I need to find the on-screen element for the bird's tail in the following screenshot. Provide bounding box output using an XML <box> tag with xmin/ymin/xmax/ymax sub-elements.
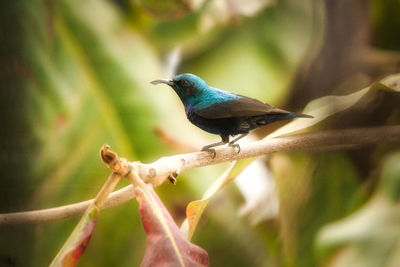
<box><xmin>291</xmin><ymin>112</ymin><xmax>313</xmax><ymax>119</ymax></box>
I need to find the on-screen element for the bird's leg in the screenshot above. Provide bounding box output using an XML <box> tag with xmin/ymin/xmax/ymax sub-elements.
<box><xmin>201</xmin><ymin>135</ymin><xmax>229</xmax><ymax>158</ymax></box>
<box><xmin>228</xmin><ymin>133</ymin><xmax>248</xmax><ymax>153</ymax></box>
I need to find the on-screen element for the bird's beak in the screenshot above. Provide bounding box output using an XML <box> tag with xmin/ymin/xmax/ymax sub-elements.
<box><xmin>150</xmin><ymin>79</ymin><xmax>174</xmax><ymax>86</ymax></box>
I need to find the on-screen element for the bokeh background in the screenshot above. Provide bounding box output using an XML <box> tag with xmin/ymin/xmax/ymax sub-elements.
<box><xmin>1</xmin><ymin>0</ymin><xmax>400</xmax><ymax>266</ymax></box>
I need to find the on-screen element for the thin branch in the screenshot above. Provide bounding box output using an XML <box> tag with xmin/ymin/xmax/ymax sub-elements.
<box><xmin>1</xmin><ymin>125</ymin><xmax>400</xmax><ymax>225</ymax></box>
<box><xmin>137</xmin><ymin>125</ymin><xmax>400</xmax><ymax>186</ymax></box>
<box><xmin>0</xmin><ymin>185</ymin><xmax>136</xmax><ymax>225</ymax></box>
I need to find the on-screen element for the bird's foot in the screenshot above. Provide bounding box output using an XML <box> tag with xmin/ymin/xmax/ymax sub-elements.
<box><xmin>228</xmin><ymin>143</ymin><xmax>241</xmax><ymax>153</ymax></box>
<box><xmin>201</xmin><ymin>147</ymin><xmax>217</xmax><ymax>158</ymax></box>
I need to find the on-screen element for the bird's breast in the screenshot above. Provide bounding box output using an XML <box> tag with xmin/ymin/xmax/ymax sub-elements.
<box><xmin>183</xmin><ymin>104</ymin><xmax>247</xmax><ymax>136</ymax></box>
<box><xmin>184</xmin><ymin>104</ymin><xmax>194</xmax><ymax>119</ymax></box>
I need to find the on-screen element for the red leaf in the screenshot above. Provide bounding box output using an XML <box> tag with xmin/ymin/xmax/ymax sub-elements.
<box><xmin>50</xmin><ymin>206</ymin><xmax>99</xmax><ymax>267</ymax></box>
<box><xmin>135</xmin><ymin>186</ymin><xmax>209</xmax><ymax>267</ymax></box>
<box><xmin>61</xmin><ymin>224</ymin><xmax>95</xmax><ymax>267</ymax></box>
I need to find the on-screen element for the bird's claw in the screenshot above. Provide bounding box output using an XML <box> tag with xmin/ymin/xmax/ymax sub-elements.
<box><xmin>228</xmin><ymin>143</ymin><xmax>241</xmax><ymax>153</ymax></box>
<box><xmin>201</xmin><ymin>147</ymin><xmax>217</xmax><ymax>158</ymax></box>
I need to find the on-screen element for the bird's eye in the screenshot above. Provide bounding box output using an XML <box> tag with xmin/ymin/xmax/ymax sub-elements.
<box><xmin>180</xmin><ymin>80</ymin><xmax>190</xmax><ymax>88</ymax></box>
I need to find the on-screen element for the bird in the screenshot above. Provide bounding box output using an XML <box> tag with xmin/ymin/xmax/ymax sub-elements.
<box><xmin>151</xmin><ymin>73</ymin><xmax>312</xmax><ymax>157</ymax></box>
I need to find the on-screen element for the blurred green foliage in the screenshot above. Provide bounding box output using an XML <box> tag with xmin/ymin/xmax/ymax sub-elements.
<box><xmin>371</xmin><ymin>0</ymin><xmax>400</xmax><ymax>50</ymax></box>
<box><xmin>1</xmin><ymin>0</ymin><xmax>400</xmax><ymax>266</ymax></box>
<box><xmin>317</xmin><ymin>152</ymin><xmax>400</xmax><ymax>267</ymax></box>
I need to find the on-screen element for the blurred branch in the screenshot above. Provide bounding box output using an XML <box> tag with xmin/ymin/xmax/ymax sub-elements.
<box><xmin>1</xmin><ymin>125</ymin><xmax>400</xmax><ymax>225</ymax></box>
<box><xmin>0</xmin><ymin>182</ymin><xmax>136</xmax><ymax>225</ymax></box>
<box><xmin>165</xmin><ymin>46</ymin><xmax>182</xmax><ymax>77</ymax></box>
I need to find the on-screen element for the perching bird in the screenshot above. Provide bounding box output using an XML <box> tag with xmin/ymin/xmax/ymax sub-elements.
<box><xmin>151</xmin><ymin>73</ymin><xmax>312</xmax><ymax>157</ymax></box>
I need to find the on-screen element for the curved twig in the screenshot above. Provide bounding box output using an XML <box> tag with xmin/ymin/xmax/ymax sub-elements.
<box><xmin>1</xmin><ymin>125</ymin><xmax>399</xmax><ymax>225</ymax></box>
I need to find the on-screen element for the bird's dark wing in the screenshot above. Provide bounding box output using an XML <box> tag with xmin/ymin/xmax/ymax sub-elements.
<box><xmin>194</xmin><ymin>95</ymin><xmax>291</xmax><ymax>119</ymax></box>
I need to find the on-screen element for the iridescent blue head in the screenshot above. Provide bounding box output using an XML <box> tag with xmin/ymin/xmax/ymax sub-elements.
<box><xmin>151</xmin><ymin>73</ymin><xmax>209</xmax><ymax>105</ymax></box>
<box><xmin>151</xmin><ymin>73</ymin><xmax>238</xmax><ymax>107</ymax></box>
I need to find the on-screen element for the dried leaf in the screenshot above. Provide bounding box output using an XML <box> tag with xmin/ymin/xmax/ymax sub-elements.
<box><xmin>50</xmin><ymin>206</ymin><xmax>99</xmax><ymax>267</ymax></box>
<box><xmin>136</xmin><ymin>185</ymin><xmax>209</xmax><ymax>267</ymax></box>
<box><xmin>267</xmin><ymin>73</ymin><xmax>400</xmax><ymax>139</ymax></box>
<box><xmin>181</xmin><ymin>158</ymin><xmax>255</xmax><ymax>240</ymax></box>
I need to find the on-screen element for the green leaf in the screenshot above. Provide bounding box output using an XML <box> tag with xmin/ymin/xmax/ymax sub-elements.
<box><xmin>316</xmin><ymin>152</ymin><xmax>400</xmax><ymax>267</ymax></box>
<box><xmin>271</xmin><ymin>152</ymin><xmax>361</xmax><ymax>266</ymax></box>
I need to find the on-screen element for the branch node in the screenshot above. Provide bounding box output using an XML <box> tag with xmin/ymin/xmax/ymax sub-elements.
<box><xmin>100</xmin><ymin>145</ymin><xmax>116</xmax><ymax>164</ymax></box>
<box><xmin>148</xmin><ymin>168</ymin><xmax>156</xmax><ymax>178</ymax></box>
<box><xmin>100</xmin><ymin>145</ymin><xmax>131</xmax><ymax>176</ymax></box>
